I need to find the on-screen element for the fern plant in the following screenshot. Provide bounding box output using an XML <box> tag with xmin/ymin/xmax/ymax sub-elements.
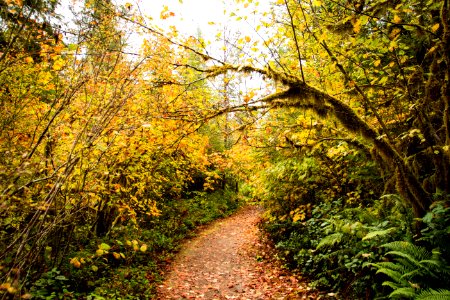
<box><xmin>368</xmin><ymin>241</ymin><xmax>450</xmax><ymax>299</ymax></box>
<box><xmin>416</xmin><ymin>289</ymin><xmax>450</xmax><ymax>300</ymax></box>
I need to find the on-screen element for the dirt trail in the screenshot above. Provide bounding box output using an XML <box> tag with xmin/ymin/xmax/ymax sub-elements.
<box><xmin>157</xmin><ymin>205</ymin><xmax>316</xmax><ymax>299</ymax></box>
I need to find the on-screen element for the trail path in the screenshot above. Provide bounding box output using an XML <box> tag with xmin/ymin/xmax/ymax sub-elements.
<box><xmin>157</xmin><ymin>205</ymin><xmax>317</xmax><ymax>299</ymax></box>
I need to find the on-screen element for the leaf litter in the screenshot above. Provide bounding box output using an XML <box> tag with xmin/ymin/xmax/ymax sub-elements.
<box><xmin>157</xmin><ymin>205</ymin><xmax>324</xmax><ymax>299</ymax></box>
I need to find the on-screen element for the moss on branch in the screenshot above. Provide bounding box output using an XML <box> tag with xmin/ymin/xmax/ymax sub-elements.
<box><xmin>203</xmin><ymin>63</ymin><xmax>432</xmax><ymax>216</ymax></box>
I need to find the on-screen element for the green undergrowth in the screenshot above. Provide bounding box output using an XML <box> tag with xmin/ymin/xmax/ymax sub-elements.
<box><xmin>262</xmin><ymin>197</ymin><xmax>412</xmax><ymax>299</ymax></box>
<box><xmin>28</xmin><ymin>188</ymin><xmax>241</xmax><ymax>299</ymax></box>
<box><xmin>262</xmin><ymin>197</ymin><xmax>450</xmax><ymax>299</ymax></box>
<box><xmin>256</xmin><ymin>143</ymin><xmax>450</xmax><ymax>299</ymax></box>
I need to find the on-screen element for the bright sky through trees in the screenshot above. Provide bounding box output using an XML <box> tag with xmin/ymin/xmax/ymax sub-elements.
<box><xmin>115</xmin><ymin>0</ymin><xmax>273</xmax><ymax>99</ymax></box>
<box><xmin>118</xmin><ymin>0</ymin><xmax>270</xmax><ymax>53</ymax></box>
<box><xmin>128</xmin><ymin>0</ymin><xmax>228</xmax><ymax>36</ymax></box>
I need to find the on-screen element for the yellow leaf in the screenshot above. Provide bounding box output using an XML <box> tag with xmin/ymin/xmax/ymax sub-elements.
<box><xmin>374</xmin><ymin>59</ymin><xmax>381</xmax><ymax>67</ymax></box>
<box><xmin>70</xmin><ymin>257</ymin><xmax>81</xmax><ymax>268</ymax></box>
<box><xmin>24</xmin><ymin>57</ymin><xmax>33</xmax><ymax>63</ymax></box>
<box><xmin>389</xmin><ymin>28</ymin><xmax>401</xmax><ymax>39</ymax></box>
<box><xmin>7</xmin><ymin>286</ymin><xmax>16</xmax><ymax>294</ymax></box>
<box><xmin>37</xmin><ymin>71</ymin><xmax>52</xmax><ymax>85</ymax></box>
<box><xmin>140</xmin><ymin>244</ymin><xmax>148</xmax><ymax>252</ymax></box>
<box><xmin>113</xmin><ymin>252</ymin><xmax>121</xmax><ymax>259</ymax></box>
<box><xmin>431</xmin><ymin>23</ymin><xmax>440</xmax><ymax>32</ymax></box>
<box><xmin>245</xmin><ymin>36</ymin><xmax>251</xmax><ymax>43</ymax></box>
<box><xmin>353</xmin><ymin>18</ymin><xmax>361</xmax><ymax>33</ymax></box>
<box><xmin>318</xmin><ymin>31</ymin><xmax>327</xmax><ymax>42</ymax></box>
<box><xmin>393</xmin><ymin>15</ymin><xmax>401</xmax><ymax>24</ymax></box>
<box><xmin>292</xmin><ymin>212</ymin><xmax>305</xmax><ymax>222</ymax></box>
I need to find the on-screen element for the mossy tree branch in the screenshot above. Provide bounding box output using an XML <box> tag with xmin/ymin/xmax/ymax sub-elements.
<box><xmin>197</xmin><ymin>63</ymin><xmax>432</xmax><ymax>216</ymax></box>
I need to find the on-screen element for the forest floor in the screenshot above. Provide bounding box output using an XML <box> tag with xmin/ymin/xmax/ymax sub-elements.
<box><xmin>156</xmin><ymin>205</ymin><xmax>324</xmax><ymax>299</ymax></box>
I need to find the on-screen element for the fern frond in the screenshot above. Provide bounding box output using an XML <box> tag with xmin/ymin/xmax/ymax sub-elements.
<box><xmin>382</xmin><ymin>281</ymin><xmax>402</xmax><ymax>290</ymax></box>
<box><xmin>362</xmin><ymin>227</ymin><xmax>397</xmax><ymax>241</ymax></box>
<box><xmin>387</xmin><ymin>251</ymin><xmax>441</xmax><ymax>279</ymax></box>
<box><xmin>383</xmin><ymin>241</ymin><xmax>430</xmax><ymax>261</ymax></box>
<box><xmin>386</xmin><ymin>251</ymin><xmax>423</xmax><ymax>268</ymax></box>
<box><xmin>420</xmin><ymin>259</ymin><xmax>442</xmax><ymax>269</ymax></box>
<box><xmin>415</xmin><ymin>289</ymin><xmax>450</xmax><ymax>300</ymax></box>
<box><xmin>395</xmin><ymin>257</ymin><xmax>418</xmax><ymax>273</ymax></box>
<box><xmin>316</xmin><ymin>232</ymin><xmax>343</xmax><ymax>249</ymax></box>
<box><xmin>373</xmin><ymin>261</ymin><xmax>407</xmax><ymax>273</ymax></box>
<box><xmin>373</xmin><ymin>241</ymin><xmax>450</xmax><ymax>299</ymax></box>
<box><xmin>431</xmin><ymin>249</ymin><xmax>442</xmax><ymax>260</ymax></box>
<box><xmin>376</xmin><ymin>268</ymin><xmax>405</xmax><ymax>284</ymax></box>
<box><xmin>382</xmin><ymin>241</ymin><xmax>410</xmax><ymax>250</ymax></box>
<box><xmin>418</xmin><ymin>260</ymin><xmax>443</xmax><ymax>278</ymax></box>
<box><xmin>401</xmin><ymin>269</ymin><xmax>421</xmax><ymax>281</ymax></box>
<box><xmin>389</xmin><ymin>287</ymin><xmax>416</xmax><ymax>299</ymax></box>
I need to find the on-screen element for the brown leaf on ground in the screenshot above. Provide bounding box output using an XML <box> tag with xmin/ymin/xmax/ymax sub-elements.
<box><xmin>157</xmin><ymin>206</ymin><xmax>324</xmax><ymax>299</ymax></box>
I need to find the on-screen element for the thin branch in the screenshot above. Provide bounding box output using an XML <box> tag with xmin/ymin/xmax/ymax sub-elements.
<box><xmin>297</xmin><ymin>2</ymin><xmax>394</xmax><ymax>144</ymax></box>
<box><xmin>284</xmin><ymin>0</ymin><xmax>306</xmax><ymax>82</ymax></box>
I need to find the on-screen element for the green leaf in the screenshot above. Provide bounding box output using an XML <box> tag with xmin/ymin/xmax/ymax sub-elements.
<box><xmin>360</xmin><ymin>15</ymin><xmax>369</xmax><ymax>25</ymax></box>
<box><xmin>379</xmin><ymin>76</ymin><xmax>389</xmax><ymax>85</ymax></box>
<box><xmin>67</xmin><ymin>44</ymin><xmax>78</xmax><ymax>51</ymax></box>
<box><xmin>99</xmin><ymin>243</ymin><xmax>111</xmax><ymax>251</ymax></box>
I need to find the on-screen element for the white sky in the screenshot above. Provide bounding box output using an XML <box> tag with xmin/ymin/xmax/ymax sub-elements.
<box><xmin>58</xmin><ymin>0</ymin><xmax>271</xmax><ymax>56</ymax></box>
<box><xmin>131</xmin><ymin>0</ymin><xmax>228</xmax><ymax>35</ymax></box>
<box><xmin>119</xmin><ymin>0</ymin><xmax>271</xmax><ymax>47</ymax></box>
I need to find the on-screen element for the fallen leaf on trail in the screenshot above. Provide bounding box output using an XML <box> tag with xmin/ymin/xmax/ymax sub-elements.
<box><xmin>157</xmin><ymin>206</ymin><xmax>322</xmax><ymax>299</ymax></box>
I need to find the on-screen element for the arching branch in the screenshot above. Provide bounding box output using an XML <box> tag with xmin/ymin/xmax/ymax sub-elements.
<box><xmin>197</xmin><ymin>62</ymin><xmax>432</xmax><ymax>216</ymax></box>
